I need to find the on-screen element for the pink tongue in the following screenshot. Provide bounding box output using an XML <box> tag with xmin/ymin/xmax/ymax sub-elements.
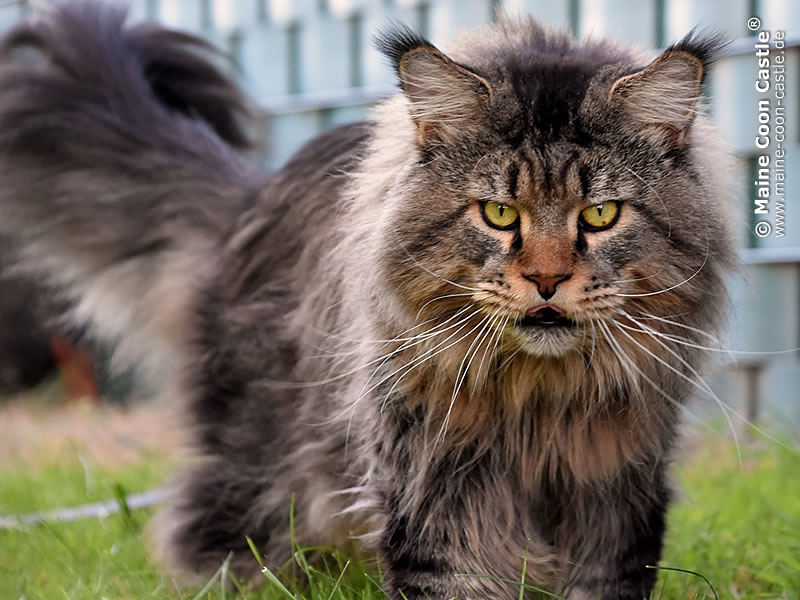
<box><xmin>527</xmin><ymin>304</ymin><xmax>564</xmax><ymax>316</ymax></box>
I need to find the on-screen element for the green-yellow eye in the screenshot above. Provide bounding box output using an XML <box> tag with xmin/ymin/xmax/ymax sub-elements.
<box><xmin>481</xmin><ymin>201</ymin><xmax>520</xmax><ymax>230</ymax></box>
<box><xmin>579</xmin><ymin>201</ymin><xmax>620</xmax><ymax>231</ymax></box>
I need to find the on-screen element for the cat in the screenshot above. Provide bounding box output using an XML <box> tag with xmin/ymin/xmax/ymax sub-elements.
<box><xmin>0</xmin><ymin>3</ymin><xmax>736</xmax><ymax>599</ymax></box>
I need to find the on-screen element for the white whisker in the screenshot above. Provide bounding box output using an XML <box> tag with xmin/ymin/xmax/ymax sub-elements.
<box><xmin>596</xmin><ymin>320</ymin><xmax>642</xmax><ymax>403</ymax></box>
<box><xmin>339</xmin><ymin>306</ymin><xmax>488</xmax><ymax>444</ymax></box>
<box><xmin>377</xmin><ymin>309</ymin><xmax>498</xmax><ymax>415</ymax></box>
<box><xmin>615</xmin><ymin>235</ymin><xmax>709</xmax><ymax>298</ymax></box>
<box><xmin>358</xmin><ymin>306</ymin><xmax>487</xmax><ymax>404</ymax></box>
<box><xmin>610</xmin><ymin>316</ymin><xmax>742</xmax><ymax>465</ymax></box>
<box><xmin>632</xmin><ymin>310</ymin><xmax>721</xmax><ymax>344</ymax></box>
<box><xmin>472</xmin><ymin>312</ymin><xmax>510</xmax><ymax>394</ymax></box>
<box><xmin>415</xmin><ymin>291</ymin><xmax>488</xmax><ymax>321</ymax></box>
<box><xmin>616</xmin><ymin>312</ymin><xmax>800</xmax><ymax>458</ymax></box>
<box><xmin>615</xmin><ymin>319</ymin><xmax>800</xmax><ymax>357</ymax></box>
<box><xmin>438</xmin><ymin>305</ymin><xmax>507</xmax><ymax>444</ymax></box>
<box><xmin>584</xmin><ymin>318</ymin><xmax>597</xmax><ymax>374</ymax></box>
<box><xmin>402</xmin><ymin>246</ymin><xmax>484</xmax><ymax>292</ymax></box>
<box><xmin>264</xmin><ymin>305</ymin><xmax>484</xmax><ymax>390</ymax></box>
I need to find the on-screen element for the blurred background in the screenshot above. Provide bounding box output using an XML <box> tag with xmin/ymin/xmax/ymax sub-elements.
<box><xmin>0</xmin><ymin>0</ymin><xmax>797</xmax><ymax>431</ymax></box>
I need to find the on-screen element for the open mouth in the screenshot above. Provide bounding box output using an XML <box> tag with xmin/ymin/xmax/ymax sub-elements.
<box><xmin>519</xmin><ymin>304</ymin><xmax>575</xmax><ymax>329</ymax></box>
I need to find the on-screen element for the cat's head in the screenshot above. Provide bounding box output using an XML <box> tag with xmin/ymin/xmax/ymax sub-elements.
<box><xmin>357</xmin><ymin>19</ymin><xmax>735</xmax><ymax>366</ymax></box>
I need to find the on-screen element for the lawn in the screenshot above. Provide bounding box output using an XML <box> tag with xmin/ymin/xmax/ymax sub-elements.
<box><xmin>1</xmin><ymin>401</ymin><xmax>798</xmax><ymax>600</ymax></box>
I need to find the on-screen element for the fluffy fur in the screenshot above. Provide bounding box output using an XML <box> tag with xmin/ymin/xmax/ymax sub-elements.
<box><xmin>0</xmin><ymin>4</ymin><xmax>736</xmax><ymax>599</ymax></box>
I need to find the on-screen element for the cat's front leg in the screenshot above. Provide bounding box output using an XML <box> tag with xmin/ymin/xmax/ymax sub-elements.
<box><xmin>379</xmin><ymin>484</ymin><xmax>534</xmax><ymax>600</ymax></box>
<box><xmin>562</xmin><ymin>458</ymin><xmax>671</xmax><ymax>600</ymax></box>
<box><xmin>380</xmin><ymin>504</ymin><xmax>480</xmax><ymax>600</ymax></box>
<box><xmin>372</xmin><ymin>423</ymin><xmax>547</xmax><ymax>600</ymax></box>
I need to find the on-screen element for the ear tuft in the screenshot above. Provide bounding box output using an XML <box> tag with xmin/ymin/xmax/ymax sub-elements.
<box><xmin>610</xmin><ymin>28</ymin><xmax>728</xmax><ymax>149</ymax></box>
<box><xmin>374</xmin><ymin>25</ymin><xmax>493</xmax><ymax>148</ymax></box>
<box><xmin>666</xmin><ymin>27</ymin><xmax>730</xmax><ymax>85</ymax></box>
<box><xmin>373</xmin><ymin>23</ymin><xmax>432</xmax><ymax>73</ymax></box>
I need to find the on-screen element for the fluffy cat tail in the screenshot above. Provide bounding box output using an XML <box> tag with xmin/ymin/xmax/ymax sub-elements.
<box><xmin>0</xmin><ymin>2</ymin><xmax>260</xmax><ymax>376</ymax></box>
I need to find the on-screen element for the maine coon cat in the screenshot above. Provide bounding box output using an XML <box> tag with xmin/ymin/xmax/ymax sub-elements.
<box><xmin>0</xmin><ymin>3</ymin><xmax>735</xmax><ymax>598</ymax></box>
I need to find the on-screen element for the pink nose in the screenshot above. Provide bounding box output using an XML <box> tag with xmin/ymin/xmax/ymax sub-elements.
<box><xmin>523</xmin><ymin>273</ymin><xmax>572</xmax><ymax>301</ymax></box>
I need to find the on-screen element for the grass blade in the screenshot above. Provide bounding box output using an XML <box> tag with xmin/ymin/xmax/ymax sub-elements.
<box><xmin>247</xmin><ymin>536</ymin><xmax>296</xmax><ymax>600</ymax></box>
<box><xmin>190</xmin><ymin>553</ymin><xmax>231</xmax><ymax>600</ymax></box>
<box><xmin>647</xmin><ymin>565</ymin><xmax>718</xmax><ymax>600</ymax></box>
<box><xmin>519</xmin><ymin>542</ymin><xmax>529</xmax><ymax>600</ymax></box>
<box><xmin>326</xmin><ymin>560</ymin><xmax>350</xmax><ymax>600</ymax></box>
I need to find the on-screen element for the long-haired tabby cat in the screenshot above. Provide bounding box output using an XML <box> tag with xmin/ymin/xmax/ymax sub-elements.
<box><xmin>0</xmin><ymin>3</ymin><xmax>735</xmax><ymax>598</ymax></box>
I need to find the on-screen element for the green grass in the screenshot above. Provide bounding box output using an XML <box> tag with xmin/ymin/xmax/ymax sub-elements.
<box><xmin>1</xmin><ymin>436</ymin><xmax>798</xmax><ymax>600</ymax></box>
<box><xmin>660</xmin><ymin>438</ymin><xmax>800</xmax><ymax>598</ymax></box>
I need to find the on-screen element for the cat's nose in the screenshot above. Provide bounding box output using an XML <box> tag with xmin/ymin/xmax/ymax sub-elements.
<box><xmin>522</xmin><ymin>272</ymin><xmax>572</xmax><ymax>301</ymax></box>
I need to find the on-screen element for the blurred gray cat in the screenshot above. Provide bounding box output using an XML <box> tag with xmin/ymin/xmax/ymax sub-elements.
<box><xmin>0</xmin><ymin>3</ymin><xmax>735</xmax><ymax>598</ymax></box>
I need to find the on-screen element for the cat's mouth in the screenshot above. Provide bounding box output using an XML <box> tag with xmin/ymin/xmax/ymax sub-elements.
<box><xmin>519</xmin><ymin>304</ymin><xmax>575</xmax><ymax>329</ymax></box>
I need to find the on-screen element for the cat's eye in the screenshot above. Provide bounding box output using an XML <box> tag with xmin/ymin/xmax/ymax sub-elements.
<box><xmin>579</xmin><ymin>201</ymin><xmax>620</xmax><ymax>231</ymax></box>
<box><xmin>481</xmin><ymin>201</ymin><xmax>520</xmax><ymax>230</ymax></box>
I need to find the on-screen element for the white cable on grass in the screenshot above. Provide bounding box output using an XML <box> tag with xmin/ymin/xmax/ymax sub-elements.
<box><xmin>0</xmin><ymin>487</ymin><xmax>170</xmax><ymax>529</ymax></box>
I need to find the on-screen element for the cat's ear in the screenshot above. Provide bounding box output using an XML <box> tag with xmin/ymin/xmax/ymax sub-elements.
<box><xmin>609</xmin><ymin>30</ymin><xmax>726</xmax><ymax>149</ymax></box>
<box><xmin>375</xmin><ymin>26</ymin><xmax>493</xmax><ymax>147</ymax></box>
